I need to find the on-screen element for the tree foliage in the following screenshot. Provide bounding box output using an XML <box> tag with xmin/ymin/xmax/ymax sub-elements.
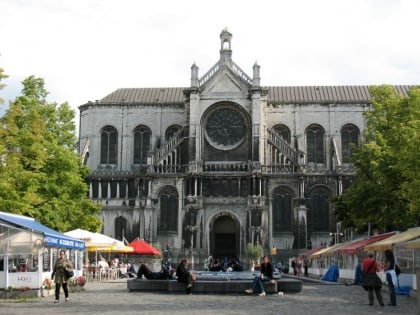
<box><xmin>246</xmin><ymin>243</ymin><xmax>264</xmax><ymax>262</ymax></box>
<box><xmin>0</xmin><ymin>76</ymin><xmax>102</xmax><ymax>232</ymax></box>
<box><xmin>333</xmin><ymin>85</ymin><xmax>420</xmax><ymax>232</ymax></box>
<box><xmin>0</xmin><ymin>67</ymin><xmax>9</xmax><ymax>104</ymax></box>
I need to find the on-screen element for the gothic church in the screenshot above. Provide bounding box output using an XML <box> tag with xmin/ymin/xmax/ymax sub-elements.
<box><xmin>77</xmin><ymin>29</ymin><xmax>405</xmax><ymax>264</ymax></box>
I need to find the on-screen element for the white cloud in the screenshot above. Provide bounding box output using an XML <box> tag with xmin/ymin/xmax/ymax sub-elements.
<box><xmin>1</xmin><ymin>0</ymin><xmax>419</xmax><ymax>119</ymax></box>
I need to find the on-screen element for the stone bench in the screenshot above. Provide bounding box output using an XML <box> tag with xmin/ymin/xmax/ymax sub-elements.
<box><xmin>128</xmin><ymin>278</ymin><xmax>302</xmax><ymax>294</ymax></box>
<box><xmin>168</xmin><ymin>280</ymin><xmax>277</xmax><ymax>293</ymax></box>
<box><xmin>277</xmin><ymin>278</ymin><xmax>303</xmax><ymax>293</ymax></box>
<box><xmin>127</xmin><ymin>279</ymin><xmax>168</xmax><ymax>291</ymax></box>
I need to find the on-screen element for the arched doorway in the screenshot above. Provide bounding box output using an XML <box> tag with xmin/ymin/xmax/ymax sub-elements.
<box><xmin>210</xmin><ymin>214</ymin><xmax>239</xmax><ymax>258</ymax></box>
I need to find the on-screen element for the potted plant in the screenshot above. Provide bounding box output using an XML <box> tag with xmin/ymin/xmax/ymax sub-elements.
<box><xmin>42</xmin><ymin>278</ymin><xmax>54</xmax><ymax>297</ymax></box>
<box><xmin>246</xmin><ymin>243</ymin><xmax>264</xmax><ymax>270</ymax></box>
<box><xmin>70</xmin><ymin>275</ymin><xmax>86</xmax><ymax>292</ymax></box>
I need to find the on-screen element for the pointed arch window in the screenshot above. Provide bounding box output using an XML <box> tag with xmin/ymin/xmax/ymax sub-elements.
<box><xmin>306</xmin><ymin>125</ymin><xmax>325</xmax><ymax>163</ymax></box>
<box><xmin>272</xmin><ymin>186</ymin><xmax>294</xmax><ymax>233</ymax></box>
<box><xmin>115</xmin><ymin>216</ymin><xmax>127</xmax><ymax>241</ymax></box>
<box><xmin>273</xmin><ymin>124</ymin><xmax>291</xmax><ymax>144</ymax></box>
<box><xmin>100</xmin><ymin>126</ymin><xmax>118</xmax><ymax>164</ymax></box>
<box><xmin>133</xmin><ymin>125</ymin><xmax>151</xmax><ymax>165</ymax></box>
<box><xmin>307</xmin><ymin>187</ymin><xmax>331</xmax><ymax>233</ymax></box>
<box><xmin>341</xmin><ymin>124</ymin><xmax>359</xmax><ymax>163</ymax></box>
<box><xmin>160</xmin><ymin>187</ymin><xmax>178</xmax><ymax>232</ymax></box>
<box><xmin>165</xmin><ymin>125</ymin><xmax>182</xmax><ymax>141</ymax></box>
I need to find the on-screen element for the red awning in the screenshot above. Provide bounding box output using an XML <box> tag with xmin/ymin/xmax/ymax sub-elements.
<box><xmin>337</xmin><ymin>232</ymin><xmax>396</xmax><ymax>255</ymax></box>
<box><xmin>128</xmin><ymin>239</ymin><xmax>162</xmax><ymax>256</ymax></box>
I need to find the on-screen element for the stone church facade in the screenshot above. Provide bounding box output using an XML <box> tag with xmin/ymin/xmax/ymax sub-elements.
<box><xmin>77</xmin><ymin>29</ymin><xmax>407</xmax><ymax>264</ymax></box>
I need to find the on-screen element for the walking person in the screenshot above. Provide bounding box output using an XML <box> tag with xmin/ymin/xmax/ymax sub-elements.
<box><xmin>384</xmin><ymin>249</ymin><xmax>397</xmax><ymax>306</ymax></box>
<box><xmin>51</xmin><ymin>249</ymin><xmax>73</xmax><ymax>303</ymax></box>
<box><xmin>245</xmin><ymin>256</ymin><xmax>273</xmax><ymax>296</ymax></box>
<box><xmin>362</xmin><ymin>252</ymin><xmax>384</xmax><ymax>306</ymax></box>
<box><xmin>176</xmin><ymin>258</ymin><xmax>196</xmax><ymax>295</ymax></box>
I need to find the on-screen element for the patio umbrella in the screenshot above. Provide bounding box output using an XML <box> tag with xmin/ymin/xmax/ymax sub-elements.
<box><xmin>65</xmin><ymin>229</ymin><xmax>133</xmax><ymax>261</ymax></box>
<box><xmin>128</xmin><ymin>238</ymin><xmax>161</xmax><ymax>256</ymax></box>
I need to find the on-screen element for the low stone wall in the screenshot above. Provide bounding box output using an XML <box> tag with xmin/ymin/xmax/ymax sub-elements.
<box><xmin>0</xmin><ymin>289</ymin><xmax>39</xmax><ymax>299</ymax></box>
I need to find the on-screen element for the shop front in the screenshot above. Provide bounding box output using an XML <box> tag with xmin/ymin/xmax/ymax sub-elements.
<box><xmin>0</xmin><ymin>211</ymin><xmax>85</xmax><ymax>296</ymax></box>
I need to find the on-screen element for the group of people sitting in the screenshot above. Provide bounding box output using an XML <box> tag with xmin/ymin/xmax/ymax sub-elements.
<box><xmin>206</xmin><ymin>256</ymin><xmax>243</xmax><ymax>272</ymax></box>
<box><xmin>136</xmin><ymin>255</ymin><xmax>274</xmax><ymax>297</ymax></box>
<box><xmin>136</xmin><ymin>258</ymin><xmax>195</xmax><ymax>294</ymax></box>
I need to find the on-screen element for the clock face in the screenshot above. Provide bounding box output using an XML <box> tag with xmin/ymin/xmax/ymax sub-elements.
<box><xmin>205</xmin><ymin>108</ymin><xmax>246</xmax><ymax>150</ymax></box>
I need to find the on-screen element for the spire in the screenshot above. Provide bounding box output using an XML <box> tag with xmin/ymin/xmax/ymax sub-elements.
<box><xmin>191</xmin><ymin>62</ymin><xmax>199</xmax><ymax>88</ymax></box>
<box><xmin>253</xmin><ymin>61</ymin><xmax>261</xmax><ymax>87</ymax></box>
<box><xmin>220</xmin><ymin>28</ymin><xmax>232</xmax><ymax>64</ymax></box>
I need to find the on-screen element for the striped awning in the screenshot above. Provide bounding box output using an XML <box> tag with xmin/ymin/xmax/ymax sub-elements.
<box><xmin>337</xmin><ymin>232</ymin><xmax>396</xmax><ymax>255</ymax></box>
<box><xmin>364</xmin><ymin>227</ymin><xmax>420</xmax><ymax>252</ymax></box>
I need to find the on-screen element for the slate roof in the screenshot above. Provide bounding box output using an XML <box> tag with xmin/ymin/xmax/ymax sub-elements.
<box><xmin>100</xmin><ymin>88</ymin><xmax>185</xmax><ymax>104</ymax></box>
<box><xmin>98</xmin><ymin>85</ymin><xmax>413</xmax><ymax>105</ymax></box>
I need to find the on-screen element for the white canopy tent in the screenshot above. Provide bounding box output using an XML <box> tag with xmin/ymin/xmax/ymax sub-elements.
<box><xmin>64</xmin><ymin>229</ymin><xmax>133</xmax><ymax>263</ymax></box>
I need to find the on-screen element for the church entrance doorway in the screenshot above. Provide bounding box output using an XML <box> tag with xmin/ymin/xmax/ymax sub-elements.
<box><xmin>210</xmin><ymin>214</ymin><xmax>239</xmax><ymax>259</ymax></box>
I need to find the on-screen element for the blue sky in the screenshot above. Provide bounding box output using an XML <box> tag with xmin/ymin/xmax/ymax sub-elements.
<box><xmin>1</xmin><ymin>0</ymin><xmax>419</xmax><ymax>119</ymax></box>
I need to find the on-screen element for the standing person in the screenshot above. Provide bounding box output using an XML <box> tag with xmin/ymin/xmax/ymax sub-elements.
<box><xmin>176</xmin><ymin>258</ymin><xmax>196</xmax><ymax>295</ymax></box>
<box><xmin>384</xmin><ymin>249</ymin><xmax>397</xmax><ymax>306</ymax></box>
<box><xmin>291</xmin><ymin>257</ymin><xmax>297</xmax><ymax>275</ymax></box>
<box><xmin>51</xmin><ymin>249</ymin><xmax>73</xmax><ymax>304</ymax></box>
<box><xmin>303</xmin><ymin>256</ymin><xmax>310</xmax><ymax>277</ymax></box>
<box><xmin>362</xmin><ymin>252</ymin><xmax>384</xmax><ymax>306</ymax></box>
<box><xmin>245</xmin><ymin>256</ymin><xmax>273</xmax><ymax>296</ymax></box>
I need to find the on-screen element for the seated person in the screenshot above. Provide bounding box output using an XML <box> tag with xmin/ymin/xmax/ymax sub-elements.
<box><xmin>125</xmin><ymin>261</ymin><xmax>137</xmax><ymax>278</ymax></box>
<box><xmin>137</xmin><ymin>263</ymin><xmax>174</xmax><ymax>280</ymax></box>
<box><xmin>176</xmin><ymin>258</ymin><xmax>196</xmax><ymax>294</ymax></box>
<box><xmin>209</xmin><ymin>258</ymin><xmax>224</xmax><ymax>272</ymax></box>
<box><xmin>229</xmin><ymin>259</ymin><xmax>243</xmax><ymax>272</ymax></box>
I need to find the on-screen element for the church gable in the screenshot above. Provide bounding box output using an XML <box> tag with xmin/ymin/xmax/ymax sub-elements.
<box><xmin>203</xmin><ymin>67</ymin><xmax>249</xmax><ymax>97</ymax></box>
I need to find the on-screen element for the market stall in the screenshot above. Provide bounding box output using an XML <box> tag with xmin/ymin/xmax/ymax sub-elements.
<box><xmin>0</xmin><ymin>211</ymin><xmax>85</xmax><ymax>295</ymax></box>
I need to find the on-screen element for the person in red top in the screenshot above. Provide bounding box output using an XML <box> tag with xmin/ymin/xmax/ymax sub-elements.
<box><xmin>362</xmin><ymin>252</ymin><xmax>384</xmax><ymax>306</ymax></box>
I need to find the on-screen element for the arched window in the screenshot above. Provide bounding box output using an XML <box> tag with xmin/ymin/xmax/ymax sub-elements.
<box><xmin>160</xmin><ymin>187</ymin><xmax>178</xmax><ymax>232</ymax></box>
<box><xmin>307</xmin><ymin>187</ymin><xmax>331</xmax><ymax>233</ymax></box>
<box><xmin>165</xmin><ymin>125</ymin><xmax>182</xmax><ymax>140</ymax></box>
<box><xmin>272</xmin><ymin>186</ymin><xmax>294</xmax><ymax>233</ymax></box>
<box><xmin>273</xmin><ymin>124</ymin><xmax>291</xmax><ymax>144</ymax></box>
<box><xmin>341</xmin><ymin>124</ymin><xmax>359</xmax><ymax>163</ymax></box>
<box><xmin>115</xmin><ymin>216</ymin><xmax>127</xmax><ymax>241</ymax></box>
<box><xmin>133</xmin><ymin>125</ymin><xmax>151</xmax><ymax>165</ymax></box>
<box><xmin>306</xmin><ymin>125</ymin><xmax>325</xmax><ymax>163</ymax></box>
<box><xmin>100</xmin><ymin>126</ymin><xmax>118</xmax><ymax>164</ymax></box>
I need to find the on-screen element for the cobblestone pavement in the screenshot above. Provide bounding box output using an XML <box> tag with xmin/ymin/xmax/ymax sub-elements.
<box><xmin>0</xmin><ymin>279</ymin><xmax>417</xmax><ymax>315</ymax></box>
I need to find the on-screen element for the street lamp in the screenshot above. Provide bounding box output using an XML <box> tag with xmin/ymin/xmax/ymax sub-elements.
<box><xmin>329</xmin><ymin>232</ymin><xmax>344</xmax><ymax>244</ymax></box>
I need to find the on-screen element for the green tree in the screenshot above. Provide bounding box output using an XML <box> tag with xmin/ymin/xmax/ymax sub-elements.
<box><xmin>0</xmin><ymin>67</ymin><xmax>8</xmax><ymax>104</ymax></box>
<box><xmin>333</xmin><ymin>85</ymin><xmax>420</xmax><ymax>232</ymax></box>
<box><xmin>0</xmin><ymin>76</ymin><xmax>102</xmax><ymax>232</ymax></box>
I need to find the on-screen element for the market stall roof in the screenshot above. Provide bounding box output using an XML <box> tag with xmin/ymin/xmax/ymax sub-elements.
<box><xmin>364</xmin><ymin>227</ymin><xmax>420</xmax><ymax>252</ymax></box>
<box><xmin>310</xmin><ymin>242</ymin><xmax>349</xmax><ymax>259</ymax></box>
<box><xmin>0</xmin><ymin>211</ymin><xmax>85</xmax><ymax>250</ymax></box>
<box><xmin>337</xmin><ymin>232</ymin><xmax>396</xmax><ymax>255</ymax></box>
<box><xmin>395</xmin><ymin>237</ymin><xmax>420</xmax><ymax>250</ymax></box>
<box><xmin>300</xmin><ymin>246</ymin><xmax>326</xmax><ymax>257</ymax></box>
<box><xmin>64</xmin><ymin>229</ymin><xmax>133</xmax><ymax>252</ymax></box>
